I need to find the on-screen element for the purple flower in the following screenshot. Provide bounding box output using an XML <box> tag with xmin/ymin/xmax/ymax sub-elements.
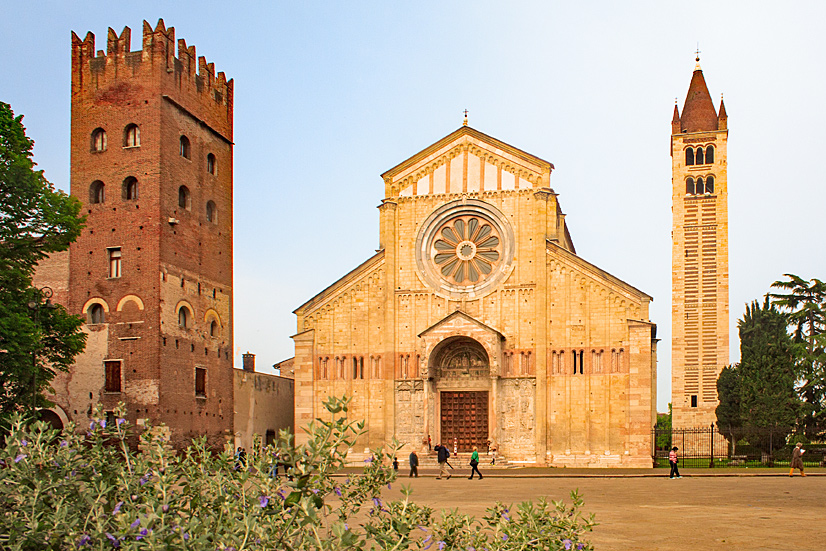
<box><xmin>112</xmin><ymin>501</ymin><xmax>123</xmax><ymax>515</ymax></box>
<box><xmin>90</xmin><ymin>421</ymin><xmax>96</xmax><ymax>430</ymax></box>
<box><xmin>117</xmin><ymin>418</ymin><xmax>125</xmax><ymax>426</ymax></box>
<box><xmin>20</xmin><ymin>439</ymin><xmax>28</xmax><ymax>447</ymax></box>
<box><xmin>577</xmin><ymin>544</ymin><xmax>585</xmax><ymax>550</ymax></box>
<box><xmin>76</xmin><ymin>534</ymin><xmax>92</xmax><ymax>547</ymax></box>
<box><xmin>502</xmin><ymin>512</ymin><xmax>510</xmax><ymax>521</ymax></box>
<box><xmin>136</xmin><ymin>528</ymin><xmax>148</xmax><ymax>541</ymax></box>
<box><xmin>14</xmin><ymin>454</ymin><xmax>26</xmax><ymax>463</ymax></box>
<box><xmin>364</xmin><ymin>457</ymin><xmax>373</xmax><ymax>463</ymax></box>
<box><xmin>387</xmin><ymin>483</ymin><xmax>392</xmax><ymax>490</ymax></box>
<box><xmin>99</xmin><ymin>419</ymin><xmax>107</xmax><ymax>429</ymax></box>
<box><xmin>276</xmin><ymin>489</ymin><xmax>286</xmax><ymax>500</ymax></box>
<box><xmin>139</xmin><ymin>472</ymin><xmax>151</xmax><ymax>486</ymax></box>
<box><xmin>344</xmin><ymin>524</ymin><xmax>349</xmax><ymax>531</ymax></box>
<box><xmin>418</xmin><ymin>525</ymin><xmax>428</xmax><ymax>533</ymax></box>
<box><xmin>334</xmin><ymin>486</ymin><xmax>342</xmax><ymax>497</ymax></box>
<box><xmin>502</xmin><ymin>534</ymin><xmax>508</xmax><ymax>541</ymax></box>
<box><xmin>105</xmin><ymin>533</ymin><xmax>119</xmax><ymax>548</ymax></box>
<box><xmin>258</xmin><ymin>495</ymin><xmax>270</xmax><ymax>508</ymax></box>
<box><xmin>423</xmin><ymin>535</ymin><xmax>433</xmax><ymax>550</ymax></box>
<box><xmin>372</xmin><ymin>497</ymin><xmax>382</xmax><ymax>509</ymax></box>
<box><xmin>60</xmin><ymin>440</ymin><xmax>68</xmax><ymax>448</ymax></box>
<box><xmin>311</xmin><ymin>489</ymin><xmax>319</xmax><ymax>494</ymax></box>
<box><xmin>130</xmin><ymin>518</ymin><xmax>140</xmax><ymax>529</ymax></box>
<box><xmin>438</xmin><ymin>542</ymin><xmax>446</xmax><ymax>550</ymax></box>
<box><xmin>562</xmin><ymin>539</ymin><xmax>572</xmax><ymax>550</ymax></box>
<box><xmin>162</xmin><ymin>504</ymin><xmax>169</xmax><ymax>513</ymax></box>
<box><xmin>183</xmin><ymin>533</ymin><xmax>189</xmax><ymax>541</ymax></box>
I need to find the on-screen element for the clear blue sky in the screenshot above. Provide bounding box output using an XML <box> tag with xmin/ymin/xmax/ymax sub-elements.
<box><xmin>2</xmin><ymin>1</ymin><xmax>825</xmax><ymax>412</ymax></box>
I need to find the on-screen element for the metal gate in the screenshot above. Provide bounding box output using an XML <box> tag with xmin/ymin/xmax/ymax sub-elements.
<box><xmin>440</xmin><ymin>391</ymin><xmax>488</xmax><ymax>452</ymax></box>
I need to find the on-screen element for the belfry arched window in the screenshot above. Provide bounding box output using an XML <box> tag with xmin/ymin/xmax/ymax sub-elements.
<box><xmin>685</xmin><ymin>177</ymin><xmax>695</xmax><ymax>195</ymax></box>
<box><xmin>90</xmin><ymin>181</ymin><xmax>105</xmax><ymax>204</ymax></box>
<box><xmin>88</xmin><ymin>304</ymin><xmax>105</xmax><ymax>324</ymax></box>
<box><xmin>705</xmin><ymin>145</ymin><xmax>714</xmax><ymax>164</ymax></box>
<box><xmin>705</xmin><ymin>176</ymin><xmax>714</xmax><ymax>194</ymax></box>
<box><xmin>685</xmin><ymin>148</ymin><xmax>695</xmax><ymax>166</ymax></box>
<box><xmin>695</xmin><ymin>147</ymin><xmax>704</xmax><ymax>165</ymax></box>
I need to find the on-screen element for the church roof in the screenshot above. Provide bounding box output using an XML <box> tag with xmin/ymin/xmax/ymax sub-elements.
<box><xmin>381</xmin><ymin>125</ymin><xmax>553</xmax><ymax>180</ymax></box>
<box><xmin>679</xmin><ymin>62</ymin><xmax>719</xmax><ymax>133</ymax></box>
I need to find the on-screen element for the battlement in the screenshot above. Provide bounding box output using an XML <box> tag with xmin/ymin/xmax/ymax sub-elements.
<box><xmin>71</xmin><ymin>19</ymin><xmax>233</xmax><ymax>131</ymax></box>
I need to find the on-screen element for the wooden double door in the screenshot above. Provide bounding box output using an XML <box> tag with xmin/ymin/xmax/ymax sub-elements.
<box><xmin>440</xmin><ymin>391</ymin><xmax>488</xmax><ymax>452</ymax></box>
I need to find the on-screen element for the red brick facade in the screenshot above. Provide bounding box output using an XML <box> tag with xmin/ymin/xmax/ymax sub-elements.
<box><xmin>39</xmin><ymin>20</ymin><xmax>234</xmax><ymax>448</ymax></box>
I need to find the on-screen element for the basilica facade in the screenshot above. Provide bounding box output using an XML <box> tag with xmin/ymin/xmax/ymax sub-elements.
<box><xmin>292</xmin><ymin>124</ymin><xmax>657</xmax><ymax>467</ymax></box>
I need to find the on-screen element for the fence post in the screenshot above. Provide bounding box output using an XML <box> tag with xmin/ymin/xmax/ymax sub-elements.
<box><xmin>709</xmin><ymin>423</ymin><xmax>714</xmax><ymax>468</ymax></box>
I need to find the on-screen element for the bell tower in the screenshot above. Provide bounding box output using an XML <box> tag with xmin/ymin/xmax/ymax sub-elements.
<box><xmin>670</xmin><ymin>56</ymin><xmax>729</xmax><ymax>429</ymax></box>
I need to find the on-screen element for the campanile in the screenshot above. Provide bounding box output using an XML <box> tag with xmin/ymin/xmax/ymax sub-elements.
<box><xmin>670</xmin><ymin>56</ymin><xmax>729</xmax><ymax>428</ymax></box>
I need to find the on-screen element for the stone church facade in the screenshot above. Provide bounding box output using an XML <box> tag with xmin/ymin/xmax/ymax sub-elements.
<box><xmin>292</xmin><ymin>124</ymin><xmax>657</xmax><ymax>467</ymax></box>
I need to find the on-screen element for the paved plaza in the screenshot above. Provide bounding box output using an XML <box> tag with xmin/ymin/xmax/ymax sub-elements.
<box><xmin>354</xmin><ymin>467</ymin><xmax>825</xmax><ymax>551</ymax></box>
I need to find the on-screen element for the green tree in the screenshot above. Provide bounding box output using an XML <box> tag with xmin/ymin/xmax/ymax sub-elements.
<box><xmin>715</xmin><ymin>365</ymin><xmax>741</xmax><ymax>454</ymax></box>
<box><xmin>736</xmin><ymin>298</ymin><xmax>798</xmax><ymax>443</ymax></box>
<box><xmin>655</xmin><ymin>403</ymin><xmax>672</xmax><ymax>450</ymax></box>
<box><xmin>769</xmin><ymin>274</ymin><xmax>826</xmax><ymax>437</ymax></box>
<box><xmin>0</xmin><ymin>102</ymin><xmax>86</xmax><ymax>421</ymax></box>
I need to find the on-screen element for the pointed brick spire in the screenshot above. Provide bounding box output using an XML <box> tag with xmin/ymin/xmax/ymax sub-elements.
<box><xmin>680</xmin><ymin>58</ymin><xmax>718</xmax><ymax>133</ymax></box>
<box><xmin>672</xmin><ymin>101</ymin><xmax>681</xmax><ymax>135</ymax></box>
<box><xmin>717</xmin><ymin>95</ymin><xmax>727</xmax><ymax>130</ymax></box>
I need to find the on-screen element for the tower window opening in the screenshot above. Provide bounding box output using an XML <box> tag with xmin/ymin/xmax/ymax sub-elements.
<box><xmin>88</xmin><ymin>304</ymin><xmax>105</xmax><ymax>325</ymax></box>
<box><xmin>178</xmin><ymin>186</ymin><xmax>191</xmax><ymax>210</ymax></box>
<box><xmin>705</xmin><ymin>145</ymin><xmax>714</xmax><ymax>164</ymax></box>
<box><xmin>91</xmin><ymin>128</ymin><xmax>107</xmax><ymax>152</ymax></box>
<box><xmin>90</xmin><ymin>180</ymin><xmax>105</xmax><ymax>204</ymax></box>
<box><xmin>195</xmin><ymin>367</ymin><xmax>206</xmax><ymax>397</ymax></box>
<box><xmin>178</xmin><ymin>306</ymin><xmax>191</xmax><ymax>328</ymax></box>
<box><xmin>690</xmin><ymin>394</ymin><xmax>698</xmax><ymax>408</ymax></box>
<box><xmin>685</xmin><ymin>148</ymin><xmax>695</xmax><ymax>166</ymax></box>
<box><xmin>207</xmin><ymin>153</ymin><xmax>216</xmax><ymax>174</ymax></box>
<box><xmin>107</xmin><ymin>247</ymin><xmax>122</xmax><ymax>278</ymax></box>
<box><xmin>180</xmin><ymin>136</ymin><xmax>191</xmax><ymax>159</ymax></box>
<box><xmin>685</xmin><ymin>177</ymin><xmax>695</xmax><ymax>195</ymax></box>
<box><xmin>695</xmin><ymin>147</ymin><xmax>704</xmax><ymax>165</ymax></box>
<box><xmin>206</xmin><ymin>200</ymin><xmax>217</xmax><ymax>224</ymax></box>
<box><xmin>705</xmin><ymin>176</ymin><xmax>714</xmax><ymax>194</ymax></box>
<box><xmin>123</xmin><ymin>177</ymin><xmax>138</xmax><ymax>200</ymax></box>
<box><xmin>104</xmin><ymin>360</ymin><xmax>122</xmax><ymax>393</ymax></box>
<box><xmin>695</xmin><ymin>178</ymin><xmax>704</xmax><ymax>197</ymax></box>
<box><xmin>123</xmin><ymin>124</ymin><xmax>140</xmax><ymax>147</ymax></box>
<box><xmin>210</xmin><ymin>320</ymin><xmax>219</xmax><ymax>337</ymax></box>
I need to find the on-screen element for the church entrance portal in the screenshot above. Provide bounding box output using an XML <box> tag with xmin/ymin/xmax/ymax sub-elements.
<box><xmin>440</xmin><ymin>391</ymin><xmax>488</xmax><ymax>452</ymax></box>
<box><xmin>431</xmin><ymin>336</ymin><xmax>491</xmax><ymax>452</ymax></box>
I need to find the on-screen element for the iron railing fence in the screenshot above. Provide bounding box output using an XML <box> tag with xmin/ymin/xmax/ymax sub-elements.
<box><xmin>652</xmin><ymin>425</ymin><xmax>826</xmax><ymax>468</ymax></box>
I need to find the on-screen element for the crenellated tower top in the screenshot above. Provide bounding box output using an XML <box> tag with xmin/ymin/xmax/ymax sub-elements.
<box><xmin>71</xmin><ymin>19</ymin><xmax>233</xmax><ymax>140</ymax></box>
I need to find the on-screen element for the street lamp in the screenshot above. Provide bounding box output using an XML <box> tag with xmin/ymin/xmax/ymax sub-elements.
<box><xmin>27</xmin><ymin>286</ymin><xmax>56</xmax><ymax>415</ymax></box>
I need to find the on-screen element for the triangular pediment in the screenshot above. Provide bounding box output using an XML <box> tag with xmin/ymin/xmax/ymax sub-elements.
<box><xmin>382</xmin><ymin>126</ymin><xmax>554</xmax><ymax>198</ymax></box>
<box><xmin>417</xmin><ymin>309</ymin><xmax>504</xmax><ymax>340</ymax></box>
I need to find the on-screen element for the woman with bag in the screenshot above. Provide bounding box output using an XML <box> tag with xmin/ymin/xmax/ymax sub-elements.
<box><xmin>468</xmin><ymin>446</ymin><xmax>483</xmax><ymax>479</ymax></box>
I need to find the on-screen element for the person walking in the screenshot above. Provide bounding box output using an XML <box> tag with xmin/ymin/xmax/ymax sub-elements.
<box><xmin>468</xmin><ymin>446</ymin><xmax>483</xmax><ymax>479</ymax></box>
<box><xmin>789</xmin><ymin>442</ymin><xmax>806</xmax><ymax>477</ymax></box>
<box><xmin>393</xmin><ymin>457</ymin><xmax>399</xmax><ymax>472</ymax></box>
<box><xmin>668</xmin><ymin>446</ymin><xmax>681</xmax><ymax>479</ymax></box>
<box><xmin>435</xmin><ymin>443</ymin><xmax>451</xmax><ymax>479</ymax></box>
<box><xmin>409</xmin><ymin>450</ymin><xmax>419</xmax><ymax>477</ymax></box>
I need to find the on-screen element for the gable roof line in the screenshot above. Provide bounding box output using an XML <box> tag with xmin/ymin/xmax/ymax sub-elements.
<box><xmin>293</xmin><ymin>250</ymin><xmax>385</xmax><ymax>314</ymax></box>
<box><xmin>417</xmin><ymin>309</ymin><xmax>505</xmax><ymax>339</ymax></box>
<box><xmin>546</xmin><ymin>240</ymin><xmax>652</xmax><ymax>301</ymax></box>
<box><xmin>381</xmin><ymin>126</ymin><xmax>553</xmax><ymax>180</ymax></box>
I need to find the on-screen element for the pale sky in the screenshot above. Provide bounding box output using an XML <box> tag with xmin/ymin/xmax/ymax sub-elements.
<box><xmin>2</xmin><ymin>1</ymin><xmax>824</xmax><ymax>412</ymax></box>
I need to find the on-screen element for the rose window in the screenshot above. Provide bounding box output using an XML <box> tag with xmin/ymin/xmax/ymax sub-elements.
<box><xmin>431</xmin><ymin>216</ymin><xmax>501</xmax><ymax>285</ymax></box>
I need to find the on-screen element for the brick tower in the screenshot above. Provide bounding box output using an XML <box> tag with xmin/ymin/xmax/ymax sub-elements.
<box><xmin>670</xmin><ymin>56</ymin><xmax>729</xmax><ymax>429</ymax></box>
<box><xmin>66</xmin><ymin>20</ymin><xmax>234</xmax><ymax>448</ymax></box>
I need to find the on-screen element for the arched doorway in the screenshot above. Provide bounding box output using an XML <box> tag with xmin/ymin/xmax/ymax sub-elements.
<box><xmin>431</xmin><ymin>337</ymin><xmax>490</xmax><ymax>452</ymax></box>
<box><xmin>38</xmin><ymin>409</ymin><xmax>64</xmax><ymax>431</ymax></box>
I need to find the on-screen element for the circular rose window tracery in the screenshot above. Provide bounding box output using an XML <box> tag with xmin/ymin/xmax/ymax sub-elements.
<box><xmin>432</xmin><ymin>216</ymin><xmax>501</xmax><ymax>285</ymax></box>
<box><xmin>415</xmin><ymin>199</ymin><xmax>515</xmax><ymax>299</ymax></box>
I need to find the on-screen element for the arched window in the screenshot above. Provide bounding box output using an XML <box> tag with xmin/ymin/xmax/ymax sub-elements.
<box><xmin>706</xmin><ymin>145</ymin><xmax>714</xmax><ymax>164</ymax></box>
<box><xmin>180</xmin><ymin>136</ymin><xmax>190</xmax><ymax>159</ymax></box>
<box><xmin>206</xmin><ymin>200</ymin><xmax>217</xmax><ymax>224</ymax></box>
<box><xmin>178</xmin><ymin>306</ymin><xmax>191</xmax><ymax>328</ymax></box>
<box><xmin>90</xmin><ymin>181</ymin><xmax>105</xmax><ymax>204</ymax></box>
<box><xmin>123</xmin><ymin>177</ymin><xmax>138</xmax><ymax>200</ymax></box>
<box><xmin>91</xmin><ymin>128</ymin><xmax>107</xmax><ymax>152</ymax></box>
<box><xmin>705</xmin><ymin>176</ymin><xmax>714</xmax><ymax>194</ymax></box>
<box><xmin>88</xmin><ymin>304</ymin><xmax>105</xmax><ymax>324</ymax></box>
<box><xmin>685</xmin><ymin>177</ymin><xmax>695</xmax><ymax>195</ymax></box>
<box><xmin>210</xmin><ymin>320</ymin><xmax>219</xmax><ymax>337</ymax></box>
<box><xmin>123</xmin><ymin>124</ymin><xmax>140</xmax><ymax>147</ymax></box>
<box><xmin>178</xmin><ymin>186</ymin><xmax>191</xmax><ymax>210</ymax></box>
<box><xmin>685</xmin><ymin>148</ymin><xmax>695</xmax><ymax>166</ymax></box>
<box><xmin>695</xmin><ymin>147</ymin><xmax>704</xmax><ymax>165</ymax></box>
<box><xmin>696</xmin><ymin>178</ymin><xmax>704</xmax><ymax>196</ymax></box>
<box><xmin>207</xmin><ymin>153</ymin><xmax>216</xmax><ymax>175</ymax></box>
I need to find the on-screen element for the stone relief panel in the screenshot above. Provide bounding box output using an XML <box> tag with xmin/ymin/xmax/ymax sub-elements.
<box><xmin>395</xmin><ymin>380</ymin><xmax>425</xmax><ymax>448</ymax></box>
<box><xmin>498</xmin><ymin>378</ymin><xmax>536</xmax><ymax>456</ymax></box>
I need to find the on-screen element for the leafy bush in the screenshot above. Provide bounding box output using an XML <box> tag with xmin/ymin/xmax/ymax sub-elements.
<box><xmin>0</xmin><ymin>396</ymin><xmax>595</xmax><ymax>550</ymax></box>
